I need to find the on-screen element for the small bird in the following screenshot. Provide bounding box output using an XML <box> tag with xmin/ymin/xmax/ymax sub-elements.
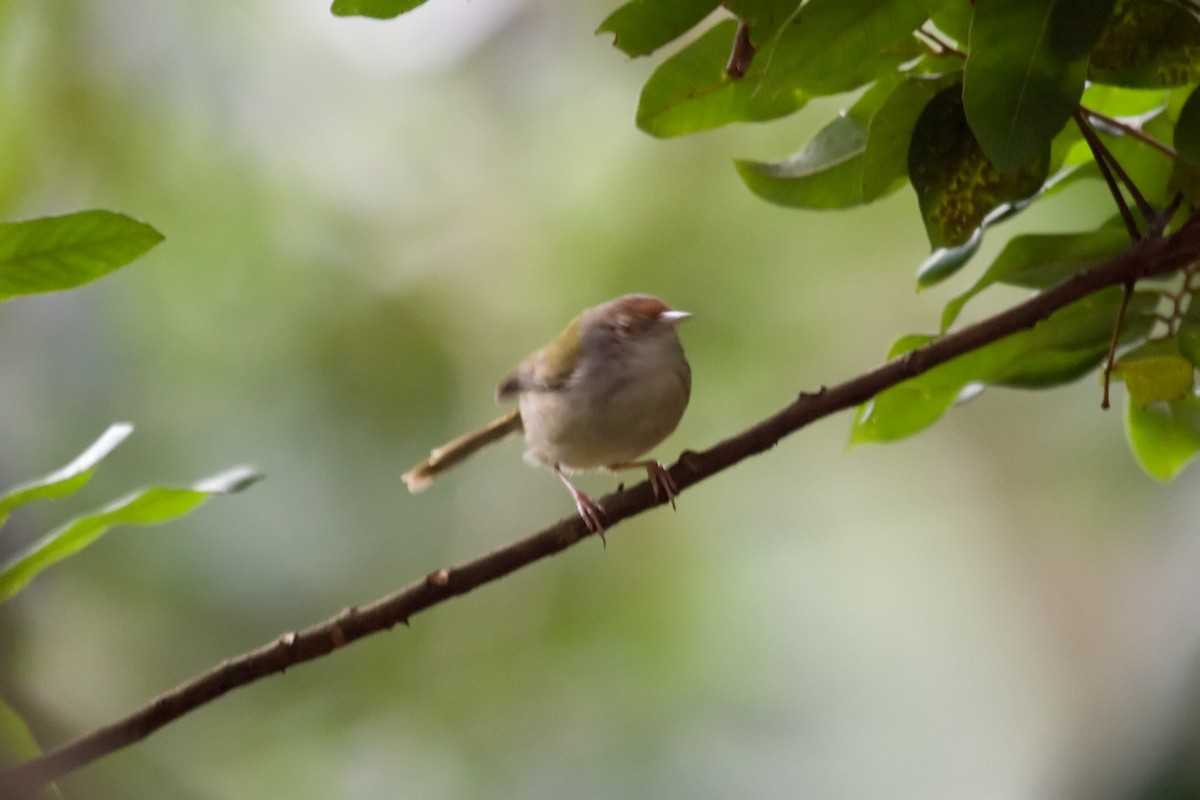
<box><xmin>403</xmin><ymin>294</ymin><xmax>692</xmax><ymax>541</ymax></box>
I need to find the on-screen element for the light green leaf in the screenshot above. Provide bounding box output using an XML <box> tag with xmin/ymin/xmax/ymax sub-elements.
<box><xmin>1113</xmin><ymin>355</ymin><xmax>1195</xmax><ymax>407</ymax></box>
<box><xmin>0</xmin><ymin>467</ymin><xmax>262</xmax><ymax>604</ymax></box>
<box><xmin>735</xmin><ymin>113</ymin><xmax>869</xmax><ymax>209</ymax></box>
<box><xmin>916</xmin><ymin>229</ymin><xmax>984</xmax><ymax>288</ymax></box>
<box><xmin>724</xmin><ymin>0</ymin><xmax>799</xmax><ymax>47</ymax></box>
<box><xmin>0</xmin><ymin>211</ymin><xmax>163</xmax><ymax>302</ymax></box>
<box><xmin>0</xmin><ymin>423</ymin><xmax>133</xmax><ymax>530</ymax></box>
<box><xmin>597</xmin><ymin>0</ymin><xmax>721</xmax><ymax>57</ymax></box>
<box><xmin>330</xmin><ymin>0</ymin><xmax>426</xmax><ymax>18</ymax></box>
<box><xmin>964</xmin><ymin>0</ymin><xmax>1116</xmax><ymax>170</ymax></box>
<box><xmin>0</xmin><ymin>697</ymin><xmax>61</xmax><ymax>798</ymax></box>
<box><xmin>1125</xmin><ymin>394</ymin><xmax>1200</xmax><ymax>481</ymax></box>
<box><xmin>636</xmin><ymin>20</ymin><xmax>806</xmax><ymax>137</ymax></box>
<box><xmin>850</xmin><ymin>336</ymin><xmax>964</xmax><ymax>443</ymax></box>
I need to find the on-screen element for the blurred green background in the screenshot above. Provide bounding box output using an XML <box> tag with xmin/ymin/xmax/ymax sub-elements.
<box><xmin>3</xmin><ymin>0</ymin><xmax>1200</xmax><ymax>797</ymax></box>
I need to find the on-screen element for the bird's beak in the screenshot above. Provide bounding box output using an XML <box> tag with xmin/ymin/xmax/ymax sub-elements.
<box><xmin>658</xmin><ymin>309</ymin><xmax>691</xmax><ymax>325</ymax></box>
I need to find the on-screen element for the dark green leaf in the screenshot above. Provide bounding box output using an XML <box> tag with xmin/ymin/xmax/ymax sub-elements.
<box><xmin>0</xmin><ymin>467</ymin><xmax>262</xmax><ymax>604</ymax></box>
<box><xmin>1125</xmin><ymin>394</ymin><xmax>1200</xmax><ymax>481</ymax></box>
<box><xmin>1090</xmin><ymin>0</ymin><xmax>1200</xmax><ymax>88</ymax></box>
<box><xmin>940</xmin><ymin>223</ymin><xmax>1130</xmax><ymax>330</ymax></box>
<box><xmin>756</xmin><ymin>0</ymin><xmax>928</xmax><ymax>99</ymax></box>
<box><xmin>988</xmin><ymin>289</ymin><xmax>1157</xmax><ymax>386</ymax></box>
<box><xmin>852</xmin><ymin>288</ymin><xmax>1155</xmax><ymax>442</ymax></box>
<box><xmin>1177</xmin><ymin>293</ymin><xmax>1200</xmax><ymax>366</ymax></box>
<box><xmin>929</xmin><ymin>1</ymin><xmax>972</xmax><ymax>46</ymax></box>
<box><xmin>0</xmin><ymin>423</ymin><xmax>133</xmax><ymax>530</ymax></box>
<box><xmin>636</xmin><ymin>20</ymin><xmax>805</xmax><ymax>137</ymax></box>
<box><xmin>330</xmin><ymin>0</ymin><xmax>426</xmax><ymax>18</ymax></box>
<box><xmin>0</xmin><ymin>211</ymin><xmax>163</xmax><ymax>302</ymax></box>
<box><xmin>1175</xmin><ymin>85</ymin><xmax>1200</xmax><ymax>164</ymax></box>
<box><xmin>964</xmin><ymin>0</ymin><xmax>1116</xmax><ymax>170</ymax></box>
<box><xmin>862</xmin><ymin>68</ymin><xmax>963</xmax><ymax>201</ymax></box>
<box><xmin>597</xmin><ymin>0</ymin><xmax>721</xmax><ymax>57</ymax></box>
<box><xmin>908</xmin><ymin>84</ymin><xmax>1049</xmax><ymax>257</ymax></box>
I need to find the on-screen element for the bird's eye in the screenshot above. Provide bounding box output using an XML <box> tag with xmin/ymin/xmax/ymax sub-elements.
<box><xmin>616</xmin><ymin>318</ymin><xmax>635</xmax><ymax>335</ymax></box>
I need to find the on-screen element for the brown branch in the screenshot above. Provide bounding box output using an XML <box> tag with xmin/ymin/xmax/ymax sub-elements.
<box><xmin>7</xmin><ymin>213</ymin><xmax>1200</xmax><ymax>795</ymax></box>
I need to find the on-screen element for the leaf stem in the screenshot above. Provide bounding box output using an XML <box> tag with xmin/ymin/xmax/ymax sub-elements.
<box><xmin>1080</xmin><ymin>104</ymin><xmax>1184</xmax><ymax>163</ymax></box>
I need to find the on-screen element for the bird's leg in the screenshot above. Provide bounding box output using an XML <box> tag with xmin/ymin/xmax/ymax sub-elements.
<box><xmin>608</xmin><ymin>460</ymin><xmax>679</xmax><ymax>510</ymax></box>
<box><xmin>555</xmin><ymin>464</ymin><xmax>607</xmax><ymax>545</ymax></box>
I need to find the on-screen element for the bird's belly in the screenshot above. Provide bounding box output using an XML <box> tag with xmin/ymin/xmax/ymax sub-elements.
<box><xmin>519</xmin><ymin>370</ymin><xmax>688</xmax><ymax>470</ymax></box>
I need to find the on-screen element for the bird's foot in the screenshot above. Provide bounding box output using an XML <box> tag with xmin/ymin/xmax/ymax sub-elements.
<box><xmin>643</xmin><ymin>461</ymin><xmax>679</xmax><ymax>510</ymax></box>
<box><xmin>556</xmin><ymin>465</ymin><xmax>608</xmax><ymax>546</ymax></box>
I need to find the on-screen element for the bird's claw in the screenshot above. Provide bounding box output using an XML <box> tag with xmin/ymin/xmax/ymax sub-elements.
<box><xmin>572</xmin><ymin>491</ymin><xmax>608</xmax><ymax>547</ymax></box>
<box><xmin>644</xmin><ymin>461</ymin><xmax>679</xmax><ymax>510</ymax></box>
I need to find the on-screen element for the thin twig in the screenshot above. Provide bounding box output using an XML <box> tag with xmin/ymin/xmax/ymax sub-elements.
<box><xmin>1081</xmin><ymin>105</ymin><xmax>1185</xmax><ymax>162</ymax></box>
<box><xmin>915</xmin><ymin>26</ymin><xmax>966</xmax><ymax>59</ymax></box>
<box><xmin>6</xmin><ymin>213</ymin><xmax>1200</xmax><ymax>796</ymax></box>
<box><xmin>1101</xmin><ymin>282</ymin><xmax>1135</xmax><ymax>410</ymax></box>
<box><xmin>1075</xmin><ymin>110</ymin><xmax>1142</xmax><ymax>241</ymax></box>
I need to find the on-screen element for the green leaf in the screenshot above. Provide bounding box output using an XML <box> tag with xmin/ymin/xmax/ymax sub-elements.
<box><xmin>1113</xmin><ymin>354</ymin><xmax>1195</xmax><ymax>407</ymax></box>
<box><xmin>940</xmin><ymin>223</ymin><xmax>1131</xmax><ymax>330</ymax></box>
<box><xmin>0</xmin><ymin>211</ymin><xmax>163</xmax><ymax>302</ymax></box>
<box><xmin>724</xmin><ymin>0</ymin><xmax>799</xmax><ymax>47</ymax></box>
<box><xmin>597</xmin><ymin>0</ymin><xmax>721</xmax><ymax>57</ymax></box>
<box><xmin>1125</xmin><ymin>394</ymin><xmax>1200</xmax><ymax>481</ymax></box>
<box><xmin>916</xmin><ymin>228</ymin><xmax>983</xmax><ymax>287</ymax></box>
<box><xmin>929</xmin><ymin>1</ymin><xmax>972</xmax><ymax>46</ymax></box>
<box><xmin>0</xmin><ymin>467</ymin><xmax>262</xmax><ymax>604</ymax></box>
<box><xmin>1090</xmin><ymin>0</ymin><xmax>1200</xmax><ymax>88</ymax></box>
<box><xmin>330</xmin><ymin>0</ymin><xmax>426</xmax><ymax>18</ymax></box>
<box><xmin>852</xmin><ymin>288</ymin><xmax>1155</xmax><ymax>443</ymax></box>
<box><xmin>908</xmin><ymin>84</ymin><xmax>1049</xmax><ymax>258</ymax></box>
<box><xmin>757</xmin><ymin>0</ymin><xmax>928</xmax><ymax>98</ymax></box>
<box><xmin>636</xmin><ymin>20</ymin><xmax>806</xmax><ymax>137</ymax></box>
<box><xmin>1175</xmin><ymin>85</ymin><xmax>1200</xmax><ymax>165</ymax></box>
<box><xmin>850</xmin><ymin>336</ymin><xmax>963</xmax><ymax>443</ymax></box>
<box><xmin>987</xmin><ymin>289</ymin><xmax>1157</xmax><ymax>387</ymax></box>
<box><xmin>0</xmin><ymin>423</ymin><xmax>133</xmax><ymax>530</ymax></box>
<box><xmin>1081</xmin><ymin>84</ymin><xmax>1173</xmax><ymax>119</ymax></box>
<box><xmin>1179</xmin><ymin>294</ymin><xmax>1200</xmax><ymax>367</ymax></box>
<box><xmin>964</xmin><ymin>0</ymin><xmax>1116</xmax><ymax>170</ymax></box>
<box><xmin>738</xmin><ymin>62</ymin><xmax>964</xmax><ymax>209</ymax></box>
<box><xmin>0</xmin><ymin>697</ymin><xmax>61</xmax><ymax>798</ymax></box>
<box><xmin>862</xmin><ymin>67</ymin><xmax>963</xmax><ymax>201</ymax></box>
<box><xmin>735</xmin><ymin>113</ymin><xmax>867</xmax><ymax>208</ymax></box>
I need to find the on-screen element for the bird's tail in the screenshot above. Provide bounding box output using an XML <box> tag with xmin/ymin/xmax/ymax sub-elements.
<box><xmin>402</xmin><ymin>409</ymin><xmax>522</xmax><ymax>493</ymax></box>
